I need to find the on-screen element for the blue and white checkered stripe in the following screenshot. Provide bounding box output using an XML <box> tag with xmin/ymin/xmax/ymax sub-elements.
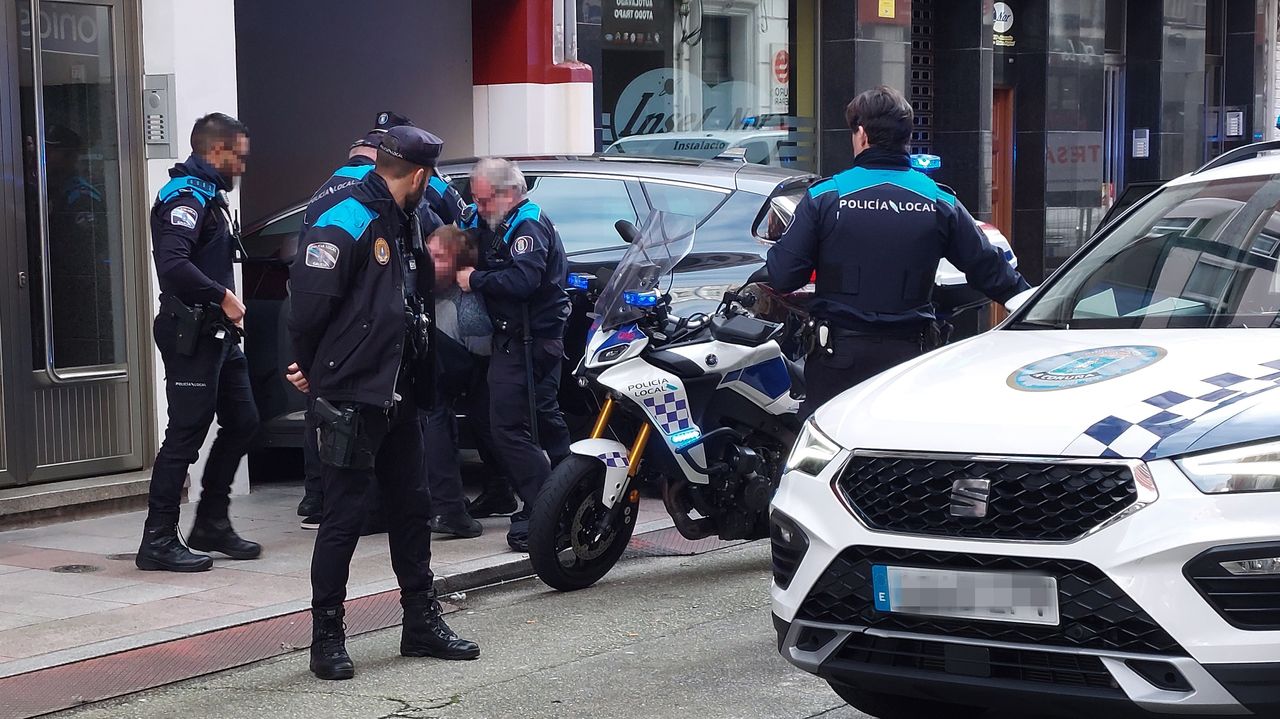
<box><xmin>597</xmin><ymin>450</ymin><xmax>629</xmax><ymax>468</ymax></box>
<box><xmin>642</xmin><ymin>391</ymin><xmax>694</xmax><ymax>436</ymax></box>
<box><xmin>1064</xmin><ymin>358</ymin><xmax>1280</xmax><ymax>460</ymax></box>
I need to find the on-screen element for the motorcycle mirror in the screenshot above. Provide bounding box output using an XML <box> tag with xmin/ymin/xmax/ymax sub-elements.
<box><xmin>615</xmin><ymin>219</ymin><xmax>641</xmax><ymax>244</ymax></box>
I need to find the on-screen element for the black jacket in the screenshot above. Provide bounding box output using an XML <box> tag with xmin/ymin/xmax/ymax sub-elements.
<box><xmin>426</xmin><ymin>172</ymin><xmax>467</xmax><ymax>226</ymax></box>
<box><xmin>150</xmin><ymin>155</ymin><xmax>236</xmax><ymax>307</ymax></box>
<box><xmin>288</xmin><ymin>171</ymin><xmax>434</xmax><ymax>409</ymax></box>
<box><xmin>766</xmin><ymin>148</ymin><xmax>1028</xmax><ymax>327</ymax></box>
<box><xmin>300</xmin><ymin>155</ymin><xmax>375</xmax><ymax>236</ymax></box>
<box><xmin>470</xmin><ymin>199</ymin><xmax>570</xmax><ymax>338</ymax></box>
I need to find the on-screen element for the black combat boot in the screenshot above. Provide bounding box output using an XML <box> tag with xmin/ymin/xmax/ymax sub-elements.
<box><xmin>466</xmin><ymin>484</ymin><xmax>518</xmax><ymax>518</ymax></box>
<box><xmin>310</xmin><ymin>606</ymin><xmax>355</xmax><ymax>680</ymax></box>
<box><xmin>135</xmin><ymin>524</ymin><xmax>213</xmax><ymax>572</ymax></box>
<box><xmin>400</xmin><ymin>592</ymin><xmax>480</xmax><ymax>660</ymax></box>
<box><xmin>187</xmin><ymin>517</ymin><xmax>262</xmax><ymax>560</ymax></box>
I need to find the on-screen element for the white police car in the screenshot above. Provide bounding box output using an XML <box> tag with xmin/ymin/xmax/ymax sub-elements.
<box><xmin>772</xmin><ymin>140</ymin><xmax>1280</xmax><ymax>718</ymax></box>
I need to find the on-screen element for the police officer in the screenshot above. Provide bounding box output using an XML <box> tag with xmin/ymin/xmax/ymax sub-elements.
<box><xmin>426</xmin><ymin>168</ymin><xmax>467</xmax><ymax>226</ymax></box>
<box><xmin>766</xmin><ymin>86</ymin><xmax>1029</xmax><ymax>420</ymax></box>
<box><xmin>456</xmin><ymin>158</ymin><xmax>571</xmax><ymax>552</ymax></box>
<box><xmin>292</xmin><ymin>111</ymin><xmax>415</xmax><ymax>531</ymax></box>
<box><xmin>139</xmin><ymin>113</ymin><xmax>261</xmax><ymax>573</ymax></box>
<box><xmin>287</xmin><ymin>126</ymin><xmax>479</xmax><ymax>680</ymax></box>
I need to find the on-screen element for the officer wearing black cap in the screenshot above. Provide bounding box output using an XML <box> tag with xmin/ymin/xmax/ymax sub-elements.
<box><xmin>287</xmin><ymin>125</ymin><xmax>479</xmax><ymax>680</ymax></box>
<box><xmin>455</xmin><ymin>157</ymin><xmax>571</xmax><ymax>553</ymax></box>
<box><xmin>766</xmin><ymin>85</ymin><xmax>1029</xmax><ymax>419</ymax></box>
<box><xmin>291</xmin><ymin>110</ymin><xmax>414</xmax><ymax>531</ymax></box>
<box><xmin>139</xmin><ymin>113</ymin><xmax>262</xmax><ymax>573</ymax></box>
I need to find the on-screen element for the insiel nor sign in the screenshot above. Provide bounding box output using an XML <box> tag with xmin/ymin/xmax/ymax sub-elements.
<box><xmin>993</xmin><ymin>2</ymin><xmax>1014</xmax><ymax>33</ymax></box>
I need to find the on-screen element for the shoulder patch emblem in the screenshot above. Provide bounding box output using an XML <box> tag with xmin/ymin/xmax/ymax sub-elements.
<box><xmin>305</xmin><ymin>242</ymin><xmax>340</xmax><ymax>270</ymax></box>
<box><xmin>374</xmin><ymin>237</ymin><xmax>391</xmax><ymax>265</ymax></box>
<box><xmin>513</xmin><ymin>235</ymin><xmax>533</xmax><ymax>256</ymax></box>
<box><xmin>169</xmin><ymin>206</ymin><xmax>198</xmax><ymax>230</ymax></box>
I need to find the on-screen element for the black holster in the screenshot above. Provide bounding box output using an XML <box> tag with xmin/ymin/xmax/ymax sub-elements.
<box><xmin>160</xmin><ymin>294</ymin><xmax>207</xmax><ymax>356</ymax></box>
<box><xmin>313</xmin><ymin>397</ymin><xmax>373</xmax><ymax>470</ymax></box>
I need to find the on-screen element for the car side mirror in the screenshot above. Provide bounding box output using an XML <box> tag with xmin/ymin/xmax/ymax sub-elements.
<box><xmin>1004</xmin><ymin>287</ymin><xmax>1038</xmax><ymax>314</ymax></box>
<box><xmin>615</xmin><ymin>219</ymin><xmax>640</xmax><ymax>244</ymax></box>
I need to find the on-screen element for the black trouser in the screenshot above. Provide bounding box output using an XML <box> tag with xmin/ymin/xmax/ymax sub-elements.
<box><xmin>424</xmin><ymin>355</ymin><xmax>506</xmax><ymax>517</ymax></box>
<box><xmin>489</xmin><ymin>335</ymin><xmax>571</xmax><ymax>541</ymax></box>
<box><xmin>311</xmin><ymin>402</ymin><xmax>433</xmax><ymax>608</ymax></box>
<box><xmin>148</xmin><ymin>313</ymin><xmax>260</xmax><ymax>528</ymax></box>
<box><xmin>799</xmin><ymin>327</ymin><xmax>928</xmax><ymax>421</ymax></box>
<box><xmin>303</xmin><ymin>397</ymin><xmax>322</xmax><ymax>501</ymax></box>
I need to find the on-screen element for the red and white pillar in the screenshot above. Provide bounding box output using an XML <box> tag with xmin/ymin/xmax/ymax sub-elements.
<box><xmin>472</xmin><ymin>0</ymin><xmax>594</xmax><ymax>156</ymax></box>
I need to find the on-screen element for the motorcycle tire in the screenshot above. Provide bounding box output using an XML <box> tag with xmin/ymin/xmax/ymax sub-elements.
<box><xmin>827</xmin><ymin>682</ymin><xmax>987</xmax><ymax>719</ymax></box>
<box><xmin>528</xmin><ymin>455</ymin><xmax>640</xmax><ymax>592</ymax></box>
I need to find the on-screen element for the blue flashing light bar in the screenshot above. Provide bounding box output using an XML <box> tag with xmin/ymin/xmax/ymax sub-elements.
<box><xmin>670</xmin><ymin>428</ymin><xmax>701</xmax><ymax>447</ymax></box>
<box><xmin>568</xmin><ymin>273</ymin><xmax>592</xmax><ymax>290</ymax></box>
<box><xmin>910</xmin><ymin>154</ymin><xmax>942</xmax><ymax>172</ymax></box>
<box><xmin>623</xmin><ymin>289</ymin><xmax>660</xmax><ymax>308</ymax></box>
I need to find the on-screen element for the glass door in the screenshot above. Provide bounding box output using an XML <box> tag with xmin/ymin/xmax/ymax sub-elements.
<box><xmin>3</xmin><ymin>0</ymin><xmax>146</xmax><ymax>485</ymax></box>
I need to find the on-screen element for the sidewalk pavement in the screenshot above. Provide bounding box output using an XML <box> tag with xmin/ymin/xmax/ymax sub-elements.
<box><xmin>0</xmin><ymin>481</ymin><xmax>670</xmax><ymax>680</ymax></box>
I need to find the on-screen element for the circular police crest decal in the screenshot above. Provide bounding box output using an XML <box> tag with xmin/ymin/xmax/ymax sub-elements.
<box><xmin>374</xmin><ymin>238</ymin><xmax>391</xmax><ymax>265</ymax></box>
<box><xmin>1008</xmin><ymin>345</ymin><xmax>1166</xmax><ymax>392</ymax></box>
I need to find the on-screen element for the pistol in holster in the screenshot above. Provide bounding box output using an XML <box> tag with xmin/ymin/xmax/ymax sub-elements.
<box><xmin>313</xmin><ymin>397</ymin><xmax>372</xmax><ymax>470</ymax></box>
<box><xmin>161</xmin><ymin>294</ymin><xmax>207</xmax><ymax>356</ymax></box>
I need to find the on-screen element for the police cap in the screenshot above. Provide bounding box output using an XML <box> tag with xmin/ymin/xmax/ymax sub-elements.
<box><xmin>350</xmin><ymin>110</ymin><xmax>415</xmax><ymax>149</ymax></box>
<box><xmin>377</xmin><ymin>126</ymin><xmax>443</xmax><ymax>167</ymax></box>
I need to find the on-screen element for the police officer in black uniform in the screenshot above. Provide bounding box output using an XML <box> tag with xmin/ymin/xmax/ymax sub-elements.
<box><xmin>426</xmin><ymin>168</ymin><xmax>467</xmax><ymax>226</ymax></box>
<box><xmin>139</xmin><ymin>113</ymin><xmax>261</xmax><ymax>573</ymax></box>
<box><xmin>766</xmin><ymin>86</ymin><xmax>1029</xmax><ymax>420</ymax></box>
<box><xmin>456</xmin><ymin>158</ymin><xmax>571</xmax><ymax>552</ymax></box>
<box><xmin>288</xmin><ymin>126</ymin><xmax>479</xmax><ymax>680</ymax></box>
<box><xmin>292</xmin><ymin>111</ymin><xmax>415</xmax><ymax>531</ymax></box>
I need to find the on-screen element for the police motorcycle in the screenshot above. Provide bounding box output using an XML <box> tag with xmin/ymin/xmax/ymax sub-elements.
<box><xmin>527</xmin><ymin>211</ymin><xmax>803</xmax><ymax>591</ymax></box>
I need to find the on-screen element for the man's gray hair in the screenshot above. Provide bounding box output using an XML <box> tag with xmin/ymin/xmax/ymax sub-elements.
<box><xmin>472</xmin><ymin>157</ymin><xmax>527</xmax><ymax>195</ymax></box>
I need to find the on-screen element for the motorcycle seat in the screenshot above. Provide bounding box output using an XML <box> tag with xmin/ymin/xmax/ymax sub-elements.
<box><xmin>711</xmin><ymin>314</ymin><xmax>782</xmax><ymax>347</ymax></box>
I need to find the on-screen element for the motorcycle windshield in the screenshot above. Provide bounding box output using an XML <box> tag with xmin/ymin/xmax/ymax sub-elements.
<box><xmin>593</xmin><ymin>211</ymin><xmax>697</xmax><ymax>331</ymax></box>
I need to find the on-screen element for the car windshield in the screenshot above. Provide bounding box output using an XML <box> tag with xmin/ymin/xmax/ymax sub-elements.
<box><xmin>1021</xmin><ymin>173</ymin><xmax>1280</xmax><ymax>329</ymax></box>
<box><xmin>593</xmin><ymin>210</ymin><xmax>697</xmax><ymax>331</ymax></box>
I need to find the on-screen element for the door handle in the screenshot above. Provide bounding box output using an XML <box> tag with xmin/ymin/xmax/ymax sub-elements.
<box><xmin>18</xmin><ymin>271</ymin><xmax>28</xmax><ymax>288</ymax></box>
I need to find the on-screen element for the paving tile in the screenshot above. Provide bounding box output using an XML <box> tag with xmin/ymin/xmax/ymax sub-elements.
<box><xmin>0</xmin><ymin>564</ymin><xmax>24</xmax><ymax>576</ymax></box>
<box><xmin>0</xmin><ymin>547</ymin><xmax>115</xmax><ymax>571</ymax></box>
<box><xmin>0</xmin><ymin>590</ymin><xmax>126</xmax><ymax>620</ymax></box>
<box><xmin>185</xmin><ymin>574</ymin><xmax>311</xmax><ymax>608</ymax></box>
<box><xmin>14</xmin><ymin>531</ymin><xmax>139</xmax><ymax>555</ymax></box>
<box><xmin>0</xmin><ymin>611</ymin><xmax>45</xmax><ymax>631</ymax></box>
<box><xmin>86</xmin><ymin>582</ymin><xmax>204</xmax><ymax>605</ymax></box>
<box><xmin>1</xmin><ymin>568</ymin><xmax>141</xmax><ymax>597</ymax></box>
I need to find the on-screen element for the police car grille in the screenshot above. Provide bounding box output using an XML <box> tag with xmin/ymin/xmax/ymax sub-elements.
<box><xmin>835</xmin><ymin>454</ymin><xmax>1137</xmax><ymax>541</ymax></box>
<box><xmin>799</xmin><ymin>546</ymin><xmax>1184</xmax><ymax>656</ymax></box>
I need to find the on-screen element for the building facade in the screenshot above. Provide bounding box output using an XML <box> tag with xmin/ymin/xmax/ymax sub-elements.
<box><xmin>0</xmin><ymin>0</ymin><xmax>1276</xmax><ymax>498</ymax></box>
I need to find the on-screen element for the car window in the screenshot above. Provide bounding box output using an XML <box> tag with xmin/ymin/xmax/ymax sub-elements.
<box><xmin>1022</xmin><ymin>176</ymin><xmax>1280</xmax><ymax>329</ymax></box>
<box><xmin>242</xmin><ymin>210</ymin><xmax>304</xmax><ymax>262</ymax></box>
<box><xmin>741</xmin><ymin>140</ymin><xmax>772</xmax><ymax>165</ymax></box>
<box><xmin>642</xmin><ymin>182</ymin><xmax>727</xmax><ymax>221</ymax></box>
<box><xmin>524</xmin><ymin>175</ymin><xmax>639</xmax><ymax>254</ymax></box>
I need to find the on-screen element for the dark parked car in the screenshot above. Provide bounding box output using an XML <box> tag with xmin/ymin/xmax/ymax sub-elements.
<box><xmin>237</xmin><ymin>154</ymin><xmax>816</xmax><ymax>478</ymax></box>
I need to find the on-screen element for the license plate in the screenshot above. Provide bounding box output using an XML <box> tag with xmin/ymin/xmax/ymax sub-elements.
<box><xmin>872</xmin><ymin>565</ymin><xmax>1060</xmax><ymax>626</ymax></box>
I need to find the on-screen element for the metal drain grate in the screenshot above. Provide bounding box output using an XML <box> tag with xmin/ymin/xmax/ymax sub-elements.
<box><xmin>625</xmin><ymin>527</ymin><xmax>750</xmax><ymax>557</ymax></box>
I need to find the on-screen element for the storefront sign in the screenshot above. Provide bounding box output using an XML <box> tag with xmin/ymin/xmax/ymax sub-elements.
<box><xmin>878</xmin><ymin>0</ymin><xmax>895</xmax><ymax>19</ymax></box>
<box><xmin>603</xmin><ymin>0</ymin><xmax>670</xmax><ymax>50</ymax></box>
<box><xmin>18</xmin><ymin>3</ymin><xmax>107</xmax><ymax>57</ymax></box>
<box><xmin>772</xmin><ymin>47</ymin><xmax>790</xmax><ymax>113</ymax></box>
<box><xmin>993</xmin><ymin>2</ymin><xmax>1015</xmax><ymax>47</ymax></box>
<box><xmin>608</xmin><ymin>68</ymin><xmax>769</xmax><ymax>139</ymax></box>
<box><xmin>1045</xmin><ymin>131</ymin><xmax>1104</xmax><ymax>194</ymax></box>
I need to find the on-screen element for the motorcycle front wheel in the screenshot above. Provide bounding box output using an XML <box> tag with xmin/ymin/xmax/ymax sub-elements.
<box><xmin>528</xmin><ymin>455</ymin><xmax>640</xmax><ymax>591</ymax></box>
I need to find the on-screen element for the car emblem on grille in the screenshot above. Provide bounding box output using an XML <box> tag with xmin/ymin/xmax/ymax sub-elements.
<box><xmin>950</xmin><ymin>478</ymin><xmax>991</xmax><ymax>518</ymax></box>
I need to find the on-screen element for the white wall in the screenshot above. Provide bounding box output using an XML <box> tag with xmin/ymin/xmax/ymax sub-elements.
<box><xmin>141</xmin><ymin>0</ymin><xmax>247</xmax><ymax>500</ymax></box>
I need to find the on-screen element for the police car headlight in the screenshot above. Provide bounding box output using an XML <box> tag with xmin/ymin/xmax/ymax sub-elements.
<box><xmin>784</xmin><ymin>419</ymin><xmax>842</xmax><ymax>477</ymax></box>
<box><xmin>1176</xmin><ymin>439</ymin><xmax>1280</xmax><ymax>494</ymax></box>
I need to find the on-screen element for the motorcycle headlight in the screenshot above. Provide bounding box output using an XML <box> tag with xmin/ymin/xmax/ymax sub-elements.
<box><xmin>1176</xmin><ymin>439</ymin><xmax>1280</xmax><ymax>494</ymax></box>
<box><xmin>784</xmin><ymin>419</ymin><xmax>843</xmax><ymax>477</ymax></box>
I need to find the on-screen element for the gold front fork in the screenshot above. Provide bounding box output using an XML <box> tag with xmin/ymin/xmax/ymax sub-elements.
<box><xmin>590</xmin><ymin>396</ymin><xmax>650</xmax><ymax>483</ymax></box>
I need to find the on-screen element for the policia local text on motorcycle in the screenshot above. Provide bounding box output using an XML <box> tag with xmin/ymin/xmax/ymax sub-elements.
<box><xmin>139</xmin><ymin>113</ymin><xmax>262</xmax><ymax>574</ymax></box>
<box><xmin>765</xmin><ymin>85</ymin><xmax>1029</xmax><ymax>419</ymax></box>
<box><xmin>287</xmin><ymin>125</ymin><xmax>479</xmax><ymax>681</ymax></box>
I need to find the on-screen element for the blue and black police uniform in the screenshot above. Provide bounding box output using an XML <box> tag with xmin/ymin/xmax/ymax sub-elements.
<box><xmin>145</xmin><ymin>153</ymin><xmax>260</xmax><ymax>557</ymax></box>
<box><xmin>467</xmin><ymin>198</ymin><xmax>571</xmax><ymax>550</ymax></box>
<box><xmin>288</xmin><ymin>128</ymin><xmax>441</xmax><ymax>612</ymax></box>
<box><xmin>426</xmin><ymin>172</ymin><xmax>467</xmax><ymax>226</ymax></box>
<box><xmin>766</xmin><ymin>146</ymin><xmax>1029</xmax><ymax>419</ymax></box>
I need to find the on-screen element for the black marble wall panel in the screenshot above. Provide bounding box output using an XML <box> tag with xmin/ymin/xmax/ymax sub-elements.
<box><xmin>931</xmin><ymin>0</ymin><xmax>993</xmax><ymax>217</ymax></box>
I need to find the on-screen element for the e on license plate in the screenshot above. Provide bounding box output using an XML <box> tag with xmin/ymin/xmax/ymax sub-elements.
<box><xmin>872</xmin><ymin>565</ymin><xmax>1060</xmax><ymax>626</ymax></box>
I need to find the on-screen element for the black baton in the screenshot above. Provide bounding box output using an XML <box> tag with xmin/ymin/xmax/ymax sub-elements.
<box><xmin>521</xmin><ymin>304</ymin><xmax>540</xmax><ymax>447</ymax></box>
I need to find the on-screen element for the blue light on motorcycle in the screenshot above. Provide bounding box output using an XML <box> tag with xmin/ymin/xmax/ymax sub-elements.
<box><xmin>623</xmin><ymin>290</ymin><xmax>660</xmax><ymax>308</ymax></box>
<box><xmin>670</xmin><ymin>428</ymin><xmax>701</xmax><ymax>447</ymax></box>
<box><xmin>568</xmin><ymin>273</ymin><xmax>592</xmax><ymax>291</ymax></box>
<box><xmin>910</xmin><ymin>153</ymin><xmax>942</xmax><ymax>172</ymax></box>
